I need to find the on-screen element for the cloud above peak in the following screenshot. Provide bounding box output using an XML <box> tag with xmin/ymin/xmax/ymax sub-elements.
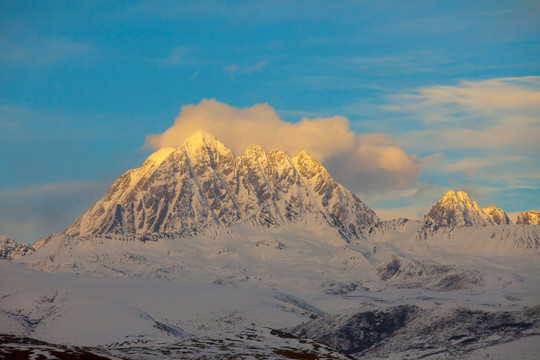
<box><xmin>146</xmin><ymin>99</ymin><xmax>421</xmax><ymax>193</ymax></box>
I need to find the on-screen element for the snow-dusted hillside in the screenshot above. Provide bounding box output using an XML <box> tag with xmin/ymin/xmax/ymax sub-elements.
<box><xmin>65</xmin><ymin>131</ymin><xmax>378</xmax><ymax>241</ymax></box>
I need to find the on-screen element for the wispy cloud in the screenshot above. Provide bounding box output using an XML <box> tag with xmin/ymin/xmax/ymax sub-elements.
<box><xmin>389</xmin><ymin>76</ymin><xmax>540</xmax><ymax>153</ymax></box>
<box><xmin>158</xmin><ymin>45</ymin><xmax>198</xmax><ymax>66</ymax></box>
<box><xmin>0</xmin><ymin>37</ymin><xmax>95</xmax><ymax>65</ymax></box>
<box><xmin>224</xmin><ymin>61</ymin><xmax>268</xmax><ymax>78</ymax></box>
<box><xmin>387</xmin><ymin>76</ymin><xmax>540</xmax><ymax>123</ymax></box>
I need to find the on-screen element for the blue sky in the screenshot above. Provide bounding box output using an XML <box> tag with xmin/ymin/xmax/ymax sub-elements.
<box><xmin>1</xmin><ymin>1</ymin><xmax>539</xmax><ymax>243</ymax></box>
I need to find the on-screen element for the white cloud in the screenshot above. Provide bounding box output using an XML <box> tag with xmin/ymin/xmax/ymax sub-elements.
<box><xmin>388</xmin><ymin>76</ymin><xmax>540</xmax><ymax>189</ymax></box>
<box><xmin>145</xmin><ymin>99</ymin><xmax>421</xmax><ymax>193</ymax></box>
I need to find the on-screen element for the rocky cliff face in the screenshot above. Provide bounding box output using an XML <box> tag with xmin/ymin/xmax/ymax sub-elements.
<box><xmin>516</xmin><ymin>210</ymin><xmax>540</xmax><ymax>225</ymax></box>
<box><xmin>64</xmin><ymin>131</ymin><xmax>378</xmax><ymax>241</ymax></box>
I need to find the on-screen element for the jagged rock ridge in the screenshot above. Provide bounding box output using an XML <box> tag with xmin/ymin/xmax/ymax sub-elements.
<box><xmin>64</xmin><ymin>131</ymin><xmax>378</xmax><ymax>241</ymax></box>
<box><xmin>516</xmin><ymin>210</ymin><xmax>540</xmax><ymax>225</ymax></box>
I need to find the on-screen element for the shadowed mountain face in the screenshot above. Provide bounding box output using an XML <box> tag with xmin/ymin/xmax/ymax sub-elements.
<box><xmin>64</xmin><ymin>131</ymin><xmax>378</xmax><ymax>241</ymax></box>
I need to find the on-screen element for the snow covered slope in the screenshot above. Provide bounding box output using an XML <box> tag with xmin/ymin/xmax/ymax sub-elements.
<box><xmin>0</xmin><ymin>260</ymin><xmax>353</xmax><ymax>359</ymax></box>
<box><xmin>65</xmin><ymin>131</ymin><xmax>378</xmax><ymax>241</ymax></box>
<box><xmin>17</xmin><ymin>220</ymin><xmax>540</xmax><ymax>299</ymax></box>
<box><xmin>3</xmin><ymin>255</ymin><xmax>539</xmax><ymax>359</ymax></box>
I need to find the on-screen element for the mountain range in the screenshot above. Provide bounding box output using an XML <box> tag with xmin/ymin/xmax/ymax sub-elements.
<box><xmin>1</xmin><ymin>131</ymin><xmax>539</xmax><ymax>359</ymax></box>
<box><xmin>64</xmin><ymin>131</ymin><xmax>378</xmax><ymax>242</ymax></box>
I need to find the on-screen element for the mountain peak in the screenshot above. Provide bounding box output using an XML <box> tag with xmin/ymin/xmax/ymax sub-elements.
<box><xmin>180</xmin><ymin>130</ymin><xmax>233</xmax><ymax>163</ymax></box>
<box><xmin>243</xmin><ymin>144</ymin><xmax>267</xmax><ymax>158</ymax></box>
<box><xmin>441</xmin><ymin>190</ymin><xmax>471</xmax><ymax>203</ymax></box>
<box><xmin>425</xmin><ymin>190</ymin><xmax>495</xmax><ymax>227</ymax></box>
<box><xmin>293</xmin><ymin>151</ymin><xmax>326</xmax><ymax>176</ymax></box>
<box><xmin>181</xmin><ymin>130</ymin><xmax>223</xmax><ymax>151</ymax></box>
<box><xmin>183</xmin><ymin>129</ymin><xmax>217</xmax><ymax>143</ymax></box>
<box><xmin>64</xmin><ymin>131</ymin><xmax>378</xmax><ymax>240</ymax></box>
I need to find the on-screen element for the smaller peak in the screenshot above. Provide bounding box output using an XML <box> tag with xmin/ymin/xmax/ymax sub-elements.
<box><xmin>292</xmin><ymin>151</ymin><xmax>330</xmax><ymax>179</ymax></box>
<box><xmin>293</xmin><ymin>151</ymin><xmax>324</xmax><ymax>167</ymax></box>
<box><xmin>268</xmin><ymin>149</ymin><xmax>289</xmax><ymax>165</ymax></box>
<box><xmin>427</xmin><ymin>189</ymin><xmax>495</xmax><ymax>227</ymax></box>
<box><xmin>246</xmin><ymin>144</ymin><xmax>265</xmax><ymax>152</ymax></box>
<box><xmin>242</xmin><ymin>144</ymin><xmax>267</xmax><ymax>159</ymax></box>
<box><xmin>516</xmin><ymin>210</ymin><xmax>540</xmax><ymax>225</ymax></box>
<box><xmin>483</xmin><ymin>204</ymin><xmax>511</xmax><ymax>225</ymax></box>
<box><xmin>269</xmin><ymin>149</ymin><xmax>286</xmax><ymax>156</ymax></box>
<box><xmin>294</xmin><ymin>150</ymin><xmax>317</xmax><ymax>162</ymax></box>
<box><xmin>456</xmin><ymin>191</ymin><xmax>471</xmax><ymax>199</ymax></box>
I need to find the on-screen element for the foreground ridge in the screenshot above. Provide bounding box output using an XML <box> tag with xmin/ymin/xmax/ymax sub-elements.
<box><xmin>64</xmin><ymin>131</ymin><xmax>378</xmax><ymax>240</ymax></box>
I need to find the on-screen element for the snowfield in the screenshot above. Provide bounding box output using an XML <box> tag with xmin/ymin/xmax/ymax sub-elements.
<box><xmin>2</xmin><ymin>220</ymin><xmax>539</xmax><ymax>358</ymax></box>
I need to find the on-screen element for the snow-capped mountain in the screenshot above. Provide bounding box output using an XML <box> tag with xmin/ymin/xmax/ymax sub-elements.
<box><xmin>3</xmin><ymin>134</ymin><xmax>540</xmax><ymax>359</ymax></box>
<box><xmin>424</xmin><ymin>190</ymin><xmax>495</xmax><ymax>227</ymax></box>
<box><xmin>517</xmin><ymin>210</ymin><xmax>540</xmax><ymax>225</ymax></box>
<box><xmin>64</xmin><ymin>131</ymin><xmax>378</xmax><ymax>241</ymax></box>
<box><xmin>0</xmin><ymin>236</ymin><xmax>34</xmax><ymax>260</ymax></box>
<box><xmin>483</xmin><ymin>204</ymin><xmax>512</xmax><ymax>225</ymax></box>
